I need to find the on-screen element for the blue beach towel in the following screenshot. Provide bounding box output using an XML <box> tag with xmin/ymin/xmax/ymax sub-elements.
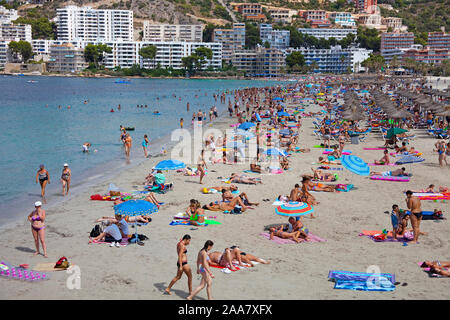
<box><xmin>328</xmin><ymin>270</ymin><xmax>396</xmax><ymax>292</ymax></box>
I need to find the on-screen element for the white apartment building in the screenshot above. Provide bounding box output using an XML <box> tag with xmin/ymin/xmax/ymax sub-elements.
<box><xmin>38</xmin><ymin>39</ymin><xmax>222</xmax><ymax>70</ymax></box>
<box><xmin>0</xmin><ymin>39</ymin><xmax>10</xmax><ymax>68</ymax></box>
<box><xmin>260</xmin><ymin>24</ymin><xmax>290</xmax><ymax>49</ymax></box>
<box><xmin>297</xmin><ymin>28</ymin><xmax>357</xmax><ymax>41</ymax></box>
<box><xmin>142</xmin><ymin>23</ymin><xmax>204</xmax><ymax>42</ymax></box>
<box><xmin>329</xmin><ymin>12</ymin><xmax>356</xmax><ymax>27</ymax></box>
<box><xmin>0</xmin><ymin>23</ymin><xmax>32</xmax><ymax>42</ymax></box>
<box><xmin>0</xmin><ymin>6</ymin><xmax>18</xmax><ymax>24</ymax></box>
<box><xmin>56</xmin><ymin>6</ymin><xmax>133</xmax><ymax>42</ymax></box>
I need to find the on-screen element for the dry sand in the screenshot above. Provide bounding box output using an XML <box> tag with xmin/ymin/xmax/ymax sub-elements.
<box><xmin>0</xmin><ymin>98</ymin><xmax>449</xmax><ymax>300</ymax></box>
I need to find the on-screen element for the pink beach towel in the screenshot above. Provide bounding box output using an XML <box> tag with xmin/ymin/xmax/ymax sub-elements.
<box><xmin>259</xmin><ymin>232</ymin><xmax>326</xmax><ymax>244</ymax></box>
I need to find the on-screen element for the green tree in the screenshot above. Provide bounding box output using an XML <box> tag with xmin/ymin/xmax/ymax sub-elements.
<box><xmin>263</xmin><ymin>41</ymin><xmax>271</xmax><ymax>48</ymax></box>
<box><xmin>203</xmin><ymin>23</ymin><xmax>216</xmax><ymax>42</ymax></box>
<box><xmin>362</xmin><ymin>53</ymin><xmax>386</xmax><ymax>72</ymax></box>
<box><xmin>139</xmin><ymin>45</ymin><xmax>158</xmax><ymax>68</ymax></box>
<box><xmin>8</xmin><ymin>41</ymin><xmax>33</xmax><ymax>63</ymax></box>
<box><xmin>245</xmin><ymin>23</ymin><xmax>261</xmax><ymax>49</ymax></box>
<box><xmin>213</xmin><ymin>5</ymin><xmax>232</xmax><ymax>21</ymax></box>
<box><xmin>13</xmin><ymin>17</ymin><xmax>56</xmax><ymax>40</ymax></box>
<box><xmin>286</xmin><ymin>51</ymin><xmax>305</xmax><ymax>72</ymax></box>
<box><xmin>194</xmin><ymin>46</ymin><xmax>213</xmax><ymax>70</ymax></box>
<box><xmin>84</xmin><ymin>44</ymin><xmax>112</xmax><ymax>68</ymax></box>
<box><xmin>182</xmin><ymin>55</ymin><xmax>198</xmax><ymax>75</ymax></box>
<box><xmin>356</xmin><ymin>27</ymin><xmax>381</xmax><ymax>52</ymax></box>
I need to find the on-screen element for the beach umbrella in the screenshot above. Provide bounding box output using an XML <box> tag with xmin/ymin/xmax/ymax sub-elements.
<box><xmin>154</xmin><ymin>159</ymin><xmax>186</xmax><ymax>170</ymax></box>
<box><xmin>279</xmin><ymin>129</ymin><xmax>291</xmax><ymax>136</ymax></box>
<box><xmin>275</xmin><ymin>201</ymin><xmax>314</xmax><ymax>217</ymax></box>
<box><xmin>272</xmin><ymin>97</ymin><xmax>283</xmax><ymax>101</ymax></box>
<box><xmin>277</xmin><ymin>111</ymin><xmax>290</xmax><ymax>117</ymax></box>
<box><xmin>386</xmin><ymin>128</ymin><xmax>408</xmax><ymax>139</ymax></box>
<box><xmin>395</xmin><ymin>154</ymin><xmax>425</xmax><ymax>164</ymax></box>
<box><xmin>114</xmin><ymin>199</ymin><xmax>158</xmax><ymax>216</ymax></box>
<box><xmin>238</xmin><ymin>122</ymin><xmax>256</xmax><ymax>130</ymax></box>
<box><xmin>265</xmin><ymin>148</ymin><xmax>287</xmax><ymax>157</ymax></box>
<box><xmin>341</xmin><ymin>155</ymin><xmax>370</xmax><ymax>176</ymax></box>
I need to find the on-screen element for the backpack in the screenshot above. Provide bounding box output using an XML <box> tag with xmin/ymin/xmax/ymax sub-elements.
<box><xmin>90</xmin><ymin>224</ymin><xmax>102</xmax><ymax>237</ymax></box>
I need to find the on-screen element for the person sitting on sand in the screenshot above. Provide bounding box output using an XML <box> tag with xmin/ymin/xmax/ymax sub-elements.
<box><xmin>391</xmin><ymin>204</ymin><xmax>408</xmax><ymax>239</ymax></box>
<box><xmin>301</xmin><ymin>176</ymin><xmax>319</xmax><ymax>210</ymax></box>
<box><xmin>287</xmin><ymin>217</ymin><xmax>310</xmax><ymax>241</ymax></box>
<box><xmin>269</xmin><ymin>225</ymin><xmax>302</xmax><ymax>243</ymax></box>
<box><xmin>280</xmin><ymin>156</ymin><xmax>289</xmax><ymax>170</ymax></box>
<box><xmin>145</xmin><ymin>193</ymin><xmax>161</xmax><ymax>208</ymax></box>
<box><xmin>289</xmin><ymin>184</ymin><xmax>302</xmax><ymax>201</ymax></box>
<box><xmin>395</xmin><ymin>142</ymin><xmax>408</xmax><ymax>154</ymax></box>
<box><xmin>229</xmin><ymin>173</ymin><xmax>262</xmax><ymax>184</ymax></box>
<box><xmin>185</xmin><ymin>199</ymin><xmax>206</xmax><ymax>226</ymax></box>
<box><xmin>250</xmin><ymin>159</ymin><xmax>264</xmax><ymax>173</ymax></box>
<box><xmin>370</xmin><ymin>167</ymin><xmax>407</xmax><ymax>177</ymax></box>
<box><xmin>374</xmin><ymin>149</ymin><xmax>390</xmax><ymax>165</ymax></box>
<box><xmin>88</xmin><ymin>220</ymin><xmax>123</xmax><ymax>246</ymax></box>
<box><xmin>328</xmin><ymin>145</ymin><xmax>341</xmax><ymax>159</ymax></box>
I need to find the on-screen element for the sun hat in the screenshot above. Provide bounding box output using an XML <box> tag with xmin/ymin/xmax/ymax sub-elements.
<box><xmin>35</xmin><ymin>201</ymin><xmax>42</xmax><ymax>207</ymax></box>
<box><xmin>64</xmin><ymin>163</ymin><xmax>69</xmax><ymax>167</ymax></box>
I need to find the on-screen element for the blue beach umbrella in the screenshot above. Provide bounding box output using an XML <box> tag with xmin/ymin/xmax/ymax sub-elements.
<box><xmin>275</xmin><ymin>201</ymin><xmax>314</xmax><ymax>217</ymax></box>
<box><xmin>341</xmin><ymin>155</ymin><xmax>370</xmax><ymax>176</ymax></box>
<box><xmin>238</xmin><ymin>122</ymin><xmax>256</xmax><ymax>130</ymax></box>
<box><xmin>154</xmin><ymin>159</ymin><xmax>186</xmax><ymax>170</ymax></box>
<box><xmin>265</xmin><ymin>148</ymin><xmax>287</xmax><ymax>157</ymax></box>
<box><xmin>272</xmin><ymin>97</ymin><xmax>283</xmax><ymax>101</ymax></box>
<box><xmin>114</xmin><ymin>200</ymin><xmax>158</xmax><ymax>217</ymax></box>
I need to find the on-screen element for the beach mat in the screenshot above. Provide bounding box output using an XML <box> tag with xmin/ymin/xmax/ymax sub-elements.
<box><xmin>329</xmin><ymin>270</ymin><xmax>396</xmax><ymax>291</ymax></box>
<box><xmin>169</xmin><ymin>219</ymin><xmax>221</xmax><ymax>226</ymax></box>
<box><xmin>370</xmin><ymin>175</ymin><xmax>410</xmax><ymax>182</ymax></box>
<box><xmin>32</xmin><ymin>263</ymin><xmax>73</xmax><ymax>272</ymax></box>
<box><xmin>0</xmin><ymin>261</ymin><xmax>49</xmax><ymax>281</ymax></box>
<box><xmin>259</xmin><ymin>232</ymin><xmax>326</xmax><ymax>244</ymax></box>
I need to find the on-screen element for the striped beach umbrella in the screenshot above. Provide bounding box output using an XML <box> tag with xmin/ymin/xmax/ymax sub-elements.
<box><xmin>275</xmin><ymin>201</ymin><xmax>314</xmax><ymax>217</ymax></box>
<box><xmin>265</xmin><ymin>148</ymin><xmax>287</xmax><ymax>156</ymax></box>
<box><xmin>341</xmin><ymin>155</ymin><xmax>370</xmax><ymax>176</ymax></box>
<box><xmin>114</xmin><ymin>200</ymin><xmax>158</xmax><ymax>217</ymax></box>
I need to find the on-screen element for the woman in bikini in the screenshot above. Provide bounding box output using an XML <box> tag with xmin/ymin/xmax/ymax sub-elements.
<box><xmin>434</xmin><ymin>140</ymin><xmax>448</xmax><ymax>167</ymax></box>
<box><xmin>165</xmin><ymin>234</ymin><xmax>193</xmax><ymax>296</ymax></box>
<box><xmin>28</xmin><ymin>201</ymin><xmax>47</xmax><ymax>257</ymax></box>
<box><xmin>269</xmin><ymin>225</ymin><xmax>302</xmax><ymax>243</ymax></box>
<box><xmin>208</xmin><ymin>247</ymin><xmax>245</xmax><ymax>271</ymax></box>
<box><xmin>36</xmin><ymin>164</ymin><xmax>50</xmax><ymax>202</ymax></box>
<box><xmin>186</xmin><ymin>200</ymin><xmax>206</xmax><ymax>226</ymax></box>
<box><xmin>124</xmin><ymin>134</ymin><xmax>132</xmax><ymax>159</ymax></box>
<box><xmin>203</xmin><ymin>196</ymin><xmax>248</xmax><ymax>212</ymax></box>
<box><xmin>187</xmin><ymin>240</ymin><xmax>214</xmax><ymax>300</ymax></box>
<box><xmin>374</xmin><ymin>149</ymin><xmax>390</xmax><ymax>165</ymax></box>
<box><xmin>198</xmin><ymin>150</ymin><xmax>207</xmax><ymax>184</ymax></box>
<box><xmin>61</xmin><ymin>163</ymin><xmax>71</xmax><ymax>196</ymax></box>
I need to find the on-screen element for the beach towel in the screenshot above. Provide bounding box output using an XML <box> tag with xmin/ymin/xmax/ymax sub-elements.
<box><xmin>0</xmin><ymin>261</ymin><xmax>49</xmax><ymax>281</ymax></box>
<box><xmin>370</xmin><ymin>175</ymin><xmax>410</xmax><ymax>182</ymax></box>
<box><xmin>328</xmin><ymin>270</ymin><xmax>396</xmax><ymax>284</ymax></box>
<box><xmin>90</xmin><ymin>237</ymin><xmax>129</xmax><ymax>246</ymax></box>
<box><xmin>359</xmin><ymin>230</ymin><xmax>414</xmax><ymax>242</ymax></box>
<box><xmin>335</xmin><ymin>184</ymin><xmax>354</xmax><ymax>192</ymax></box>
<box><xmin>405</xmin><ymin>210</ymin><xmax>445</xmax><ymax>220</ymax></box>
<box><xmin>329</xmin><ymin>270</ymin><xmax>396</xmax><ymax>291</ymax></box>
<box><xmin>259</xmin><ymin>232</ymin><xmax>326</xmax><ymax>244</ymax></box>
<box><xmin>317</xmin><ymin>166</ymin><xmax>344</xmax><ymax>171</ymax></box>
<box><xmin>323</xmin><ymin>149</ymin><xmax>351</xmax><ymax>155</ymax></box>
<box><xmin>169</xmin><ymin>219</ymin><xmax>221</xmax><ymax>226</ymax></box>
<box><xmin>32</xmin><ymin>263</ymin><xmax>75</xmax><ymax>272</ymax></box>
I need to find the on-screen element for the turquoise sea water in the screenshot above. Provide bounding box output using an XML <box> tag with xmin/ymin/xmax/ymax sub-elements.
<box><xmin>0</xmin><ymin>76</ymin><xmax>280</xmax><ymax>226</ymax></box>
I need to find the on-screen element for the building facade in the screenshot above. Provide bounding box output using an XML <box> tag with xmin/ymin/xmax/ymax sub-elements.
<box><xmin>231</xmin><ymin>3</ymin><xmax>265</xmax><ymax>21</ymax></box>
<box><xmin>297</xmin><ymin>28</ymin><xmax>357</xmax><ymax>41</ymax></box>
<box><xmin>427</xmin><ymin>31</ymin><xmax>450</xmax><ymax>50</ymax></box>
<box><xmin>329</xmin><ymin>12</ymin><xmax>356</xmax><ymax>28</ymax></box>
<box><xmin>47</xmin><ymin>43</ymin><xmax>88</xmax><ymax>73</ymax></box>
<box><xmin>56</xmin><ymin>6</ymin><xmax>133</xmax><ymax>42</ymax></box>
<box><xmin>286</xmin><ymin>45</ymin><xmax>372</xmax><ymax>73</ymax></box>
<box><xmin>212</xmin><ymin>23</ymin><xmax>245</xmax><ymax>61</ymax></box>
<box><xmin>381</xmin><ymin>32</ymin><xmax>414</xmax><ymax>51</ymax></box>
<box><xmin>299</xmin><ymin>10</ymin><xmax>330</xmax><ymax>28</ymax></box>
<box><xmin>0</xmin><ymin>23</ymin><xmax>32</xmax><ymax>42</ymax></box>
<box><xmin>403</xmin><ymin>47</ymin><xmax>449</xmax><ymax>64</ymax></box>
<box><xmin>381</xmin><ymin>17</ymin><xmax>403</xmax><ymax>31</ymax></box>
<box><xmin>142</xmin><ymin>23</ymin><xmax>204</xmax><ymax>42</ymax></box>
<box><xmin>357</xmin><ymin>14</ymin><xmax>386</xmax><ymax>31</ymax></box>
<box><xmin>354</xmin><ymin>0</ymin><xmax>377</xmax><ymax>14</ymax></box>
<box><xmin>0</xmin><ymin>5</ymin><xmax>18</xmax><ymax>24</ymax></box>
<box><xmin>0</xmin><ymin>39</ymin><xmax>10</xmax><ymax>68</ymax></box>
<box><xmin>231</xmin><ymin>46</ymin><xmax>285</xmax><ymax>77</ymax></box>
<box><xmin>260</xmin><ymin>24</ymin><xmax>290</xmax><ymax>49</ymax></box>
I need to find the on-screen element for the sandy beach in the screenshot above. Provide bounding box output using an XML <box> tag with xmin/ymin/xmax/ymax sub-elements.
<box><xmin>0</xmin><ymin>85</ymin><xmax>449</xmax><ymax>300</ymax></box>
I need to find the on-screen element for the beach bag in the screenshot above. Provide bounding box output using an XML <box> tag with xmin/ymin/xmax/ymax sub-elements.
<box><xmin>90</xmin><ymin>224</ymin><xmax>102</xmax><ymax>237</ymax></box>
<box><xmin>233</xmin><ymin>205</ymin><xmax>242</xmax><ymax>214</ymax></box>
<box><xmin>108</xmin><ymin>183</ymin><xmax>120</xmax><ymax>196</ymax></box>
<box><xmin>55</xmin><ymin>257</ymin><xmax>69</xmax><ymax>269</ymax></box>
